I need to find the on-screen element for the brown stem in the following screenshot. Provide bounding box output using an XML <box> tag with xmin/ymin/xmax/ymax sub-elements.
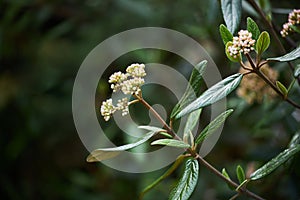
<box><xmin>134</xmin><ymin>94</ymin><xmax>181</xmax><ymax>140</ymax></box>
<box><xmin>244</xmin><ymin>54</ymin><xmax>300</xmax><ymax>109</ymax></box>
<box><xmin>257</xmin><ymin>60</ymin><xmax>269</xmax><ymax>68</ymax></box>
<box><xmin>254</xmin><ymin>67</ymin><xmax>300</xmax><ymax>109</ymax></box>
<box><xmin>246</xmin><ymin>0</ymin><xmax>285</xmax><ymax>54</ymax></box>
<box><xmin>196</xmin><ymin>156</ymin><xmax>265</xmax><ymax>200</ymax></box>
<box><xmin>245</xmin><ymin>53</ymin><xmax>257</xmax><ymax>69</ymax></box>
<box><xmin>246</xmin><ymin>0</ymin><xmax>300</xmax><ymax>85</ymax></box>
<box><xmin>136</xmin><ymin>94</ymin><xmax>265</xmax><ymax>199</ymax></box>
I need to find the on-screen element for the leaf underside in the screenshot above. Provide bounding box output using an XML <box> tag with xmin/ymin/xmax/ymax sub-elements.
<box><xmin>86</xmin><ymin>126</ymin><xmax>164</xmax><ymax>162</ymax></box>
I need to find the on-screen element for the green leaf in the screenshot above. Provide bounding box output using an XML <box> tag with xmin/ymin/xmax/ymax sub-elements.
<box><xmin>222</xmin><ymin>168</ymin><xmax>235</xmax><ymax>190</ymax></box>
<box><xmin>225</xmin><ymin>41</ymin><xmax>241</xmax><ymax>62</ymax></box>
<box><xmin>176</xmin><ymin>74</ymin><xmax>243</xmax><ymax>119</ymax></box>
<box><xmin>183</xmin><ymin>109</ymin><xmax>202</xmax><ymax>138</ymax></box>
<box><xmin>138</xmin><ymin>125</ymin><xmax>166</xmax><ymax>132</ymax></box>
<box><xmin>219</xmin><ymin>24</ymin><xmax>233</xmax><ymax>45</ymax></box>
<box><xmin>267</xmin><ymin>46</ymin><xmax>300</xmax><ymax>62</ymax></box>
<box><xmin>169</xmin><ymin>159</ymin><xmax>199</xmax><ymax>200</ymax></box>
<box><xmin>140</xmin><ymin>155</ymin><xmax>186</xmax><ymax>199</ymax></box>
<box><xmin>247</xmin><ymin>17</ymin><xmax>260</xmax><ymax>40</ymax></box>
<box><xmin>276</xmin><ymin>81</ymin><xmax>288</xmax><ymax>98</ymax></box>
<box><xmin>221</xmin><ymin>0</ymin><xmax>242</xmax><ymax>33</ymax></box>
<box><xmin>195</xmin><ymin>109</ymin><xmax>233</xmax><ymax>144</ymax></box>
<box><xmin>171</xmin><ymin>60</ymin><xmax>207</xmax><ymax>119</ymax></box>
<box><xmin>159</xmin><ymin>131</ymin><xmax>173</xmax><ymax>138</ymax></box>
<box><xmin>250</xmin><ymin>145</ymin><xmax>300</xmax><ymax>180</ymax></box>
<box><xmin>236</xmin><ymin>165</ymin><xmax>246</xmax><ymax>184</ymax></box>
<box><xmin>222</xmin><ymin>168</ymin><xmax>230</xmax><ymax>179</ymax></box>
<box><xmin>86</xmin><ymin>126</ymin><xmax>163</xmax><ymax>162</ymax></box>
<box><xmin>256</xmin><ymin>31</ymin><xmax>270</xmax><ymax>55</ymax></box>
<box><xmin>151</xmin><ymin>139</ymin><xmax>190</xmax><ymax>148</ymax></box>
<box><xmin>294</xmin><ymin>64</ymin><xmax>300</xmax><ymax>77</ymax></box>
<box><xmin>288</xmin><ymin>132</ymin><xmax>300</xmax><ymax>149</ymax></box>
<box><xmin>139</xmin><ymin>125</ymin><xmax>172</xmax><ymax>138</ymax></box>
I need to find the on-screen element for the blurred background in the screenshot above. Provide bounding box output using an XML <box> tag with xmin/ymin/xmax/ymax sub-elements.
<box><xmin>1</xmin><ymin>0</ymin><xmax>300</xmax><ymax>199</ymax></box>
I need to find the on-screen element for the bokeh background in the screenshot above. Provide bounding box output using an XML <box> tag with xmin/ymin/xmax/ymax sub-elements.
<box><xmin>1</xmin><ymin>0</ymin><xmax>300</xmax><ymax>199</ymax></box>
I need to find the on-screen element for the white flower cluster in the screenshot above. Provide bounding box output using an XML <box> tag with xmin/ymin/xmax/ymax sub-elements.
<box><xmin>100</xmin><ymin>98</ymin><xmax>129</xmax><ymax>121</ymax></box>
<box><xmin>281</xmin><ymin>9</ymin><xmax>300</xmax><ymax>37</ymax></box>
<box><xmin>108</xmin><ymin>63</ymin><xmax>146</xmax><ymax>94</ymax></box>
<box><xmin>100</xmin><ymin>63</ymin><xmax>146</xmax><ymax>121</ymax></box>
<box><xmin>100</xmin><ymin>98</ymin><xmax>115</xmax><ymax>121</ymax></box>
<box><xmin>228</xmin><ymin>30</ymin><xmax>256</xmax><ymax>58</ymax></box>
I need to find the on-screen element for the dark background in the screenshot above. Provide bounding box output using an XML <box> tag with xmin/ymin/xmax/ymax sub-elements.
<box><xmin>1</xmin><ymin>0</ymin><xmax>300</xmax><ymax>199</ymax></box>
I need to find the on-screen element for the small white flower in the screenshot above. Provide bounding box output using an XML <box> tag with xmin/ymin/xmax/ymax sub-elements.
<box><xmin>126</xmin><ymin>63</ymin><xmax>146</xmax><ymax>78</ymax></box>
<box><xmin>121</xmin><ymin>77</ymin><xmax>145</xmax><ymax>95</ymax></box>
<box><xmin>109</xmin><ymin>71</ymin><xmax>128</xmax><ymax>83</ymax></box>
<box><xmin>109</xmin><ymin>72</ymin><xmax>128</xmax><ymax>92</ymax></box>
<box><xmin>100</xmin><ymin>98</ymin><xmax>115</xmax><ymax>121</ymax></box>
<box><xmin>116</xmin><ymin>98</ymin><xmax>129</xmax><ymax>116</ymax></box>
<box><xmin>100</xmin><ymin>63</ymin><xmax>147</xmax><ymax>121</ymax></box>
<box><xmin>228</xmin><ymin>30</ymin><xmax>255</xmax><ymax>57</ymax></box>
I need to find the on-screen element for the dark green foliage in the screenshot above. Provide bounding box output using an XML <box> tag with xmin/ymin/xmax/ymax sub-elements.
<box><xmin>247</xmin><ymin>17</ymin><xmax>261</xmax><ymax>40</ymax></box>
<box><xmin>169</xmin><ymin>159</ymin><xmax>199</xmax><ymax>200</ymax></box>
<box><xmin>176</xmin><ymin>74</ymin><xmax>243</xmax><ymax>118</ymax></box>
<box><xmin>2</xmin><ymin>1</ymin><xmax>300</xmax><ymax>199</ymax></box>
<box><xmin>219</xmin><ymin>24</ymin><xmax>233</xmax><ymax>45</ymax></box>
<box><xmin>221</xmin><ymin>0</ymin><xmax>242</xmax><ymax>33</ymax></box>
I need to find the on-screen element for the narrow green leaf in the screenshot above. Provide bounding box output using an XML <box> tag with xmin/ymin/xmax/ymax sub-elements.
<box><xmin>276</xmin><ymin>81</ymin><xmax>288</xmax><ymax>98</ymax></box>
<box><xmin>225</xmin><ymin>41</ymin><xmax>241</xmax><ymax>62</ymax></box>
<box><xmin>222</xmin><ymin>168</ymin><xmax>230</xmax><ymax>179</ymax></box>
<box><xmin>219</xmin><ymin>24</ymin><xmax>233</xmax><ymax>45</ymax></box>
<box><xmin>140</xmin><ymin>155</ymin><xmax>186</xmax><ymax>199</ymax></box>
<box><xmin>176</xmin><ymin>74</ymin><xmax>243</xmax><ymax>119</ymax></box>
<box><xmin>236</xmin><ymin>165</ymin><xmax>246</xmax><ymax>184</ymax></box>
<box><xmin>195</xmin><ymin>109</ymin><xmax>233</xmax><ymax>144</ymax></box>
<box><xmin>139</xmin><ymin>125</ymin><xmax>170</xmax><ymax>138</ymax></box>
<box><xmin>86</xmin><ymin>126</ymin><xmax>162</xmax><ymax>162</ymax></box>
<box><xmin>151</xmin><ymin>139</ymin><xmax>190</xmax><ymax>148</ymax></box>
<box><xmin>250</xmin><ymin>145</ymin><xmax>300</xmax><ymax>180</ymax></box>
<box><xmin>169</xmin><ymin>159</ymin><xmax>199</xmax><ymax>200</ymax></box>
<box><xmin>138</xmin><ymin>125</ymin><xmax>166</xmax><ymax>132</ymax></box>
<box><xmin>159</xmin><ymin>131</ymin><xmax>173</xmax><ymax>138</ymax></box>
<box><xmin>221</xmin><ymin>0</ymin><xmax>242</xmax><ymax>33</ymax></box>
<box><xmin>171</xmin><ymin>60</ymin><xmax>207</xmax><ymax>119</ymax></box>
<box><xmin>288</xmin><ymin>132</ymin><xmax>300</xmax><ymax>149</ymax></box>
<box><xmin>267</xmin><ymin>46</ymin><xmax>300</xmax><ymax>62</ymax></box>
<box><xmin>183</xmin><ymin>109</ymin><xmax>202</xmax><ymax>138</ymax></box>
<box><xmin>222</xmin><ymin>168</ymin><xmax>235</xmax><ymax>190</ymax></box>
<box><xmin>256</xmin><ymin>31</ymin><xmax>270</xmax><ymax>55</ymax></box>
<box><xmin>247</xmin><ymin>17</ymin><xmax>260</xmax><ymax>40</ymax></box>
<box><xmin>294</xmin><ymin>64</ymin><xmax>300</xmax><ymax>77</ymax></box>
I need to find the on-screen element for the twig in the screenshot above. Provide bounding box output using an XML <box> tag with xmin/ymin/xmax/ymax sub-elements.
<box><xmin>246</xmin><ymin>0</ymin><xmax>300</xmax><ymax>85</ymax></box>
<box><xmin>196</xmin><ymin>156</ymin><xmax>265</xmax><ymax>200</ymax></box>
<box><xmin>245</xmin><ymin>54</ymin><xmax>300</xmax><ymax>109</ymax></box>
<box><xmin>134</xmin><ymin>94</ymin><xmax>181</xmax><ymax>140</ymax></box>
<box><xmin>137</xmin><ymin>95</ymin><xmax>265</xmax><ymax>199</ymax></box>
